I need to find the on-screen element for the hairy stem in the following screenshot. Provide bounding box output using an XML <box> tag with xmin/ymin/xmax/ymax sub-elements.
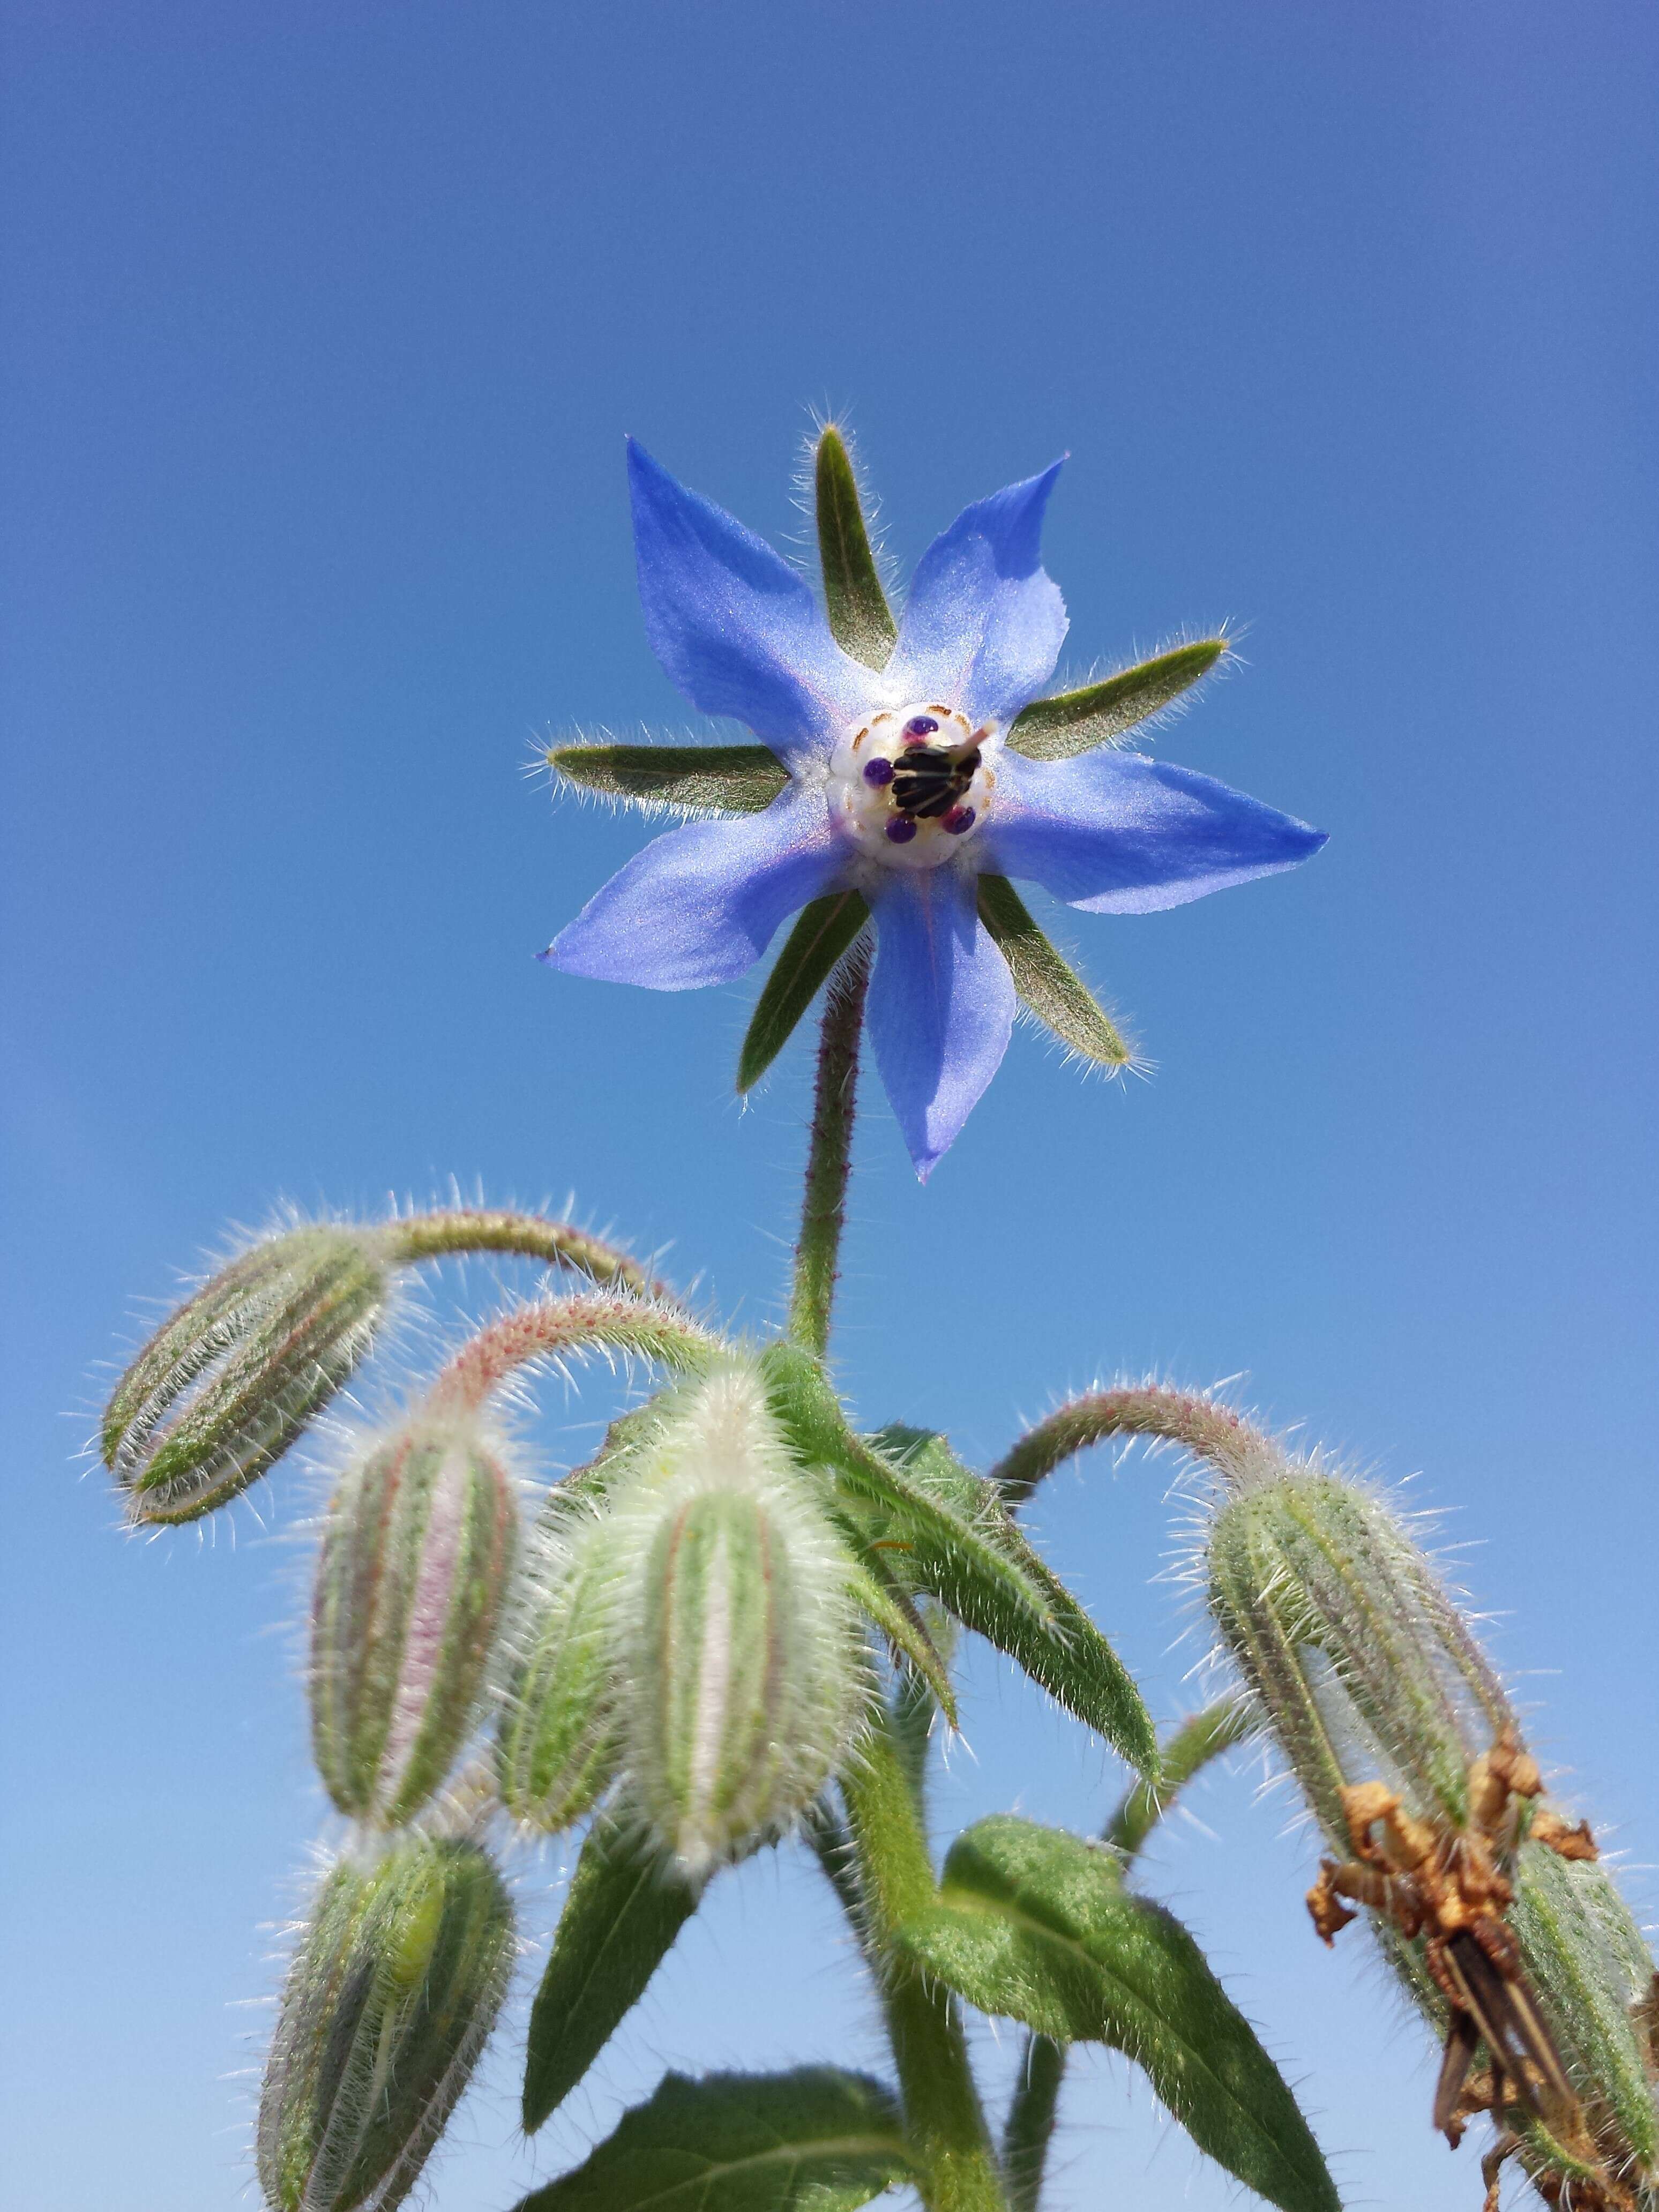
<box><xmin>380</xmin><ymin>1207</ymin><xmax>663</xmax><ymax>1297</ymax></box>
<box><xmin>839</xmin><ymin>1718</ymin><xmax>1008</xmax><ymax>2212</ymax></box>
<box><xmin>426</xmin><ymin>1296</ymin><xmax>721</xmax><ymax>1413</ymax></box>
<box><xmin>1000</xmin><ymin>2037</ymin><xmax>1064</xmax><ymax>2212</ymax></box>
<box><xmin>1001</xmin><ymin>1699</ymin><xmax>1257</xmax><ymax>2201</ymax></box>
<box><xmin>991</xmin><ymin>1384</ymin><xmax>1282</xmax><ymax>1509</ymax></box>
<box><xmin>787</xmin><ymin>941</ymin><xmax>871</xmax><ymax>1361</ymax></box>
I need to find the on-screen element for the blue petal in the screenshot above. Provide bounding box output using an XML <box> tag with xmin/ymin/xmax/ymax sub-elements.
<box><xmin>982</xmin><ymin>749</ymin><xmax>1327</xmax><ymax>913</ymax></box>
<box><xmin>885</xmin><ymin>464</ymin><xmax>1068</xmax><ymax>729</ymax></box>
<box><xmin>543</xmin><ymin>791</ymin><xmax>846</xmax><ymax>989</ymax></box>
<box><xmin>866</xmin><ymin>869</ymin><xmax>1016</xmax><ymax>1180</ymax></box>
<box><xmin>628</xmin><ymin>440</ymin><xmax>875</xmax><ymax>763</ymax></box>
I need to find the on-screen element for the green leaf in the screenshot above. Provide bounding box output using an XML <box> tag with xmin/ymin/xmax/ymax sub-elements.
<box><xmin>976</xmin><ymin>876</ymin><xmax>1132</xmax><ymax>1071</ymax></box>
<box><xmin>522</xmin><ymin>1815</ymin><xmax>699</xmax><ymax>2133</ymax></box>
<box><xmin>513</xmin><ymin>2066</ymin><xmax>917</xmax><ymax>2211</ymax></box>
<box><xmin>737</xmin><ymin>892</ymin><xmax>870</xmax><ymax>1093</ymax></box>
<box><xmin>759</xmin><ymin>1351</ymin><xmax>1154</xmax><ymax>1775</ymax></box>
<box><xmin>899</xmin><ymin>1817</ymin><xmax>1340</xmax><ymax>2212</ymax></box>
<box><xmin>872</xmin><ymin>1424</ymin><xmax>1156</xmax><ymax>1778</ymax></box>
<box><xmin>844</xmin><ymin>1559</ymin><xmax>959</xmax><ymax>1729</ymax></box>
<box><xmin>549</xmin><ymin>743</ymin><xmax>788</xmax><ymax>815</ymax></box>
<box><xmin>815</xmin><ymin>428</ymin><xmax>896</xmax><ymax>671</ymax></box>
<box><xmin>1007</xmin><ymin>640</ymin><xmax>1227</xmax><ymax>761</ymax></box>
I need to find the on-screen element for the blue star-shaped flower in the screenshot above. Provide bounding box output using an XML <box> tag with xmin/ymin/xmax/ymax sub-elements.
<box><xmin>543</xmin><ymin>438</ymin><xmax>1325</xmax><ymax>1178</ymax></box>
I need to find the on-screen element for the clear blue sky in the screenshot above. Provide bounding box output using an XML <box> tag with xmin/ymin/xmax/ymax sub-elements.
<box><xmin>4</xmin><ymin>5</ymin><xmax>1655</xmax><ymax>2208</ymax></box>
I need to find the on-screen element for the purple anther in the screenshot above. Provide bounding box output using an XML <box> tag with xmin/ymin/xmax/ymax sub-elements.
<box><xmin>885</xmin><ymin>817</ymin><xmax>918</xmax><ymax>844</ymax></box>
<box><xmin>902</xmin><ymin>715</ymin><xmax>939</xmax><ymax>743</ymax></box>
<box><xmin>944</xmin><ymin>805</ymin><xmax>976</xmax><ymax>835</ymax></box>
<box><xmin>862</xmin><ymin>757</ymin><xmax>895</xmax><ymax>787</ymax></box>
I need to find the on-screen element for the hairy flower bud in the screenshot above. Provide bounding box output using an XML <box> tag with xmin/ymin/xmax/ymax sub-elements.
<box><xmin>615</xmin><ymin>1364</ymin><xmax>867</xmax><ymax>1876</ymax></box>
<box><xmin>311</xmin><ymin>1417</ymin><xmax>519</xmax><ymax>1829</ymax></box>
<box><xmin>104</xmin><ymin>1225</ymin><xmax>388</xmax><ymax>1525</ymax></box>
<box><xmin>257</xmin><ymin>1835</ymin><xmax>512</xmax><ymax>2212</ymax></box>
<box><xmin>495</xmin><ymin>1503</ymin><xmax>625</xmax><ymax>1833</ymax></box>
<box><xmin>1207</xmin><ymin>1461</ymin><xmax>1658</xmax><ymax>2203</ymax></box>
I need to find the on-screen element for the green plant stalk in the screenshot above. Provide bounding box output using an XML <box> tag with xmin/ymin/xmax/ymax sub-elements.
<box><xmin>1000</xmin><ymin>1699</ymin><xmax>1254</xmax><ymax>2209</ymax></box>
<box><xmin>839</xmin><ymin>1718</ymin><xmax>1009</xmax><ymax>2212</ymax></box>
<box><xmin>380</xmin><ymin>1207</ymin><xmax>662</xmax><ymax>1297</ymax></box>
<box><xmin>787</xmin><ymin>940</ymin><xmax>871</xmax><ymax>1361</ymax></box>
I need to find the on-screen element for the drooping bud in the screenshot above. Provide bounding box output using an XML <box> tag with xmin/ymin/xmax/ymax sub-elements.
<box><xmin>311</xmin><ymin>1416</ymin><xmax>519</xmax><ymax>1829</ymax></box>
<box><xmin>495</xmin><ymin>1501</ymin><xmax>626</xmax><ymax>1833</ymax></box>
<box><xmin>613</xmin><ymin>1363</ymin><xmax>868</xmax><ymax>1876</ymax></box>
<box><xmin>1206</xmin><ymin>1458</ymin><xmax>1659</xmax><ymax>2203</ymax></box>
<box><xmin>104</xmin><ymin>1224</ymin><xmax>388</xmax><ymax>1525</ymax></box>
<box><xmin>257</xmin><ymin>1834</ymin><xmax>512</xmax><ymax>2212</ymax></box>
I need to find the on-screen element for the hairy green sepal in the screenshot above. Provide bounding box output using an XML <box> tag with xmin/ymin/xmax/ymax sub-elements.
<box><xmin>1008</xmin><ymin>640</ymin><xmax>1225</xmax><ymax>760</ymax></box>
<box><xmin>514</xmin><ymin>2065</ymin><xmax>917</xmax><ymax>2211</ymax></box>
<box><xmin>549</xmin><ymin>743</ymin><xmax>788</xmax><ymax>815</ymax></box>
<box><xmin>976</xmin><ymin>876</ymin><xmax>1132</xmax><ymax>1070</ymax></box>
<box><xmin>496</xmin><ymin>1505</ymin><xmax>625</xmax><ymax>1834</ymax></box>
<box><xmin>738</xmin><ymin>891</ymin><xmax>870</xmax><ymax>1092</ymax></box>
<box><xmin>814</xmin><ymin>427</ymin><xmax>897</xmax><ymax>671</ymax></box>
<box><xmin>899</xmin><ymin>1815</ymin><xmax>1340</xmax><ymax>2212</ymax></box>
<box><xmin>522</xmin><ymin>1813</ymin><xmax>699</xmax><ymax>2133</ymax></box>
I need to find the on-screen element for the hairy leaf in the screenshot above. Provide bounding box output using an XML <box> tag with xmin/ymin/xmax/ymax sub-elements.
<box><xmin>815</xmin><ymin>428</ymin><xmax>897</xmax><ymax>671</ymax></box>
<box><xmin>1007</xmin><ymin>640</ymin><xmax>1226</xmax><ymax>760</ymax></box>
<box><xmin>874</xmin><ymin>1424</ymin><xmax>1155</xmax><ymax>1777</ymax></box>
<box><xmin>759</xmin><ymin>1352</ymin><xmax>1153</xmax><ymax>1774</ymax></box>
<box><xmin>976</xmin><ymin>876</ymin><xmax>1132</xmax><ymax>1070</ymax></box>
<box><xmin>900</xmin><ymin>1817</ymin><xmax>1339</xmax><ymax>2212</ymax></box>
<box><xmin>737</xmin><ymin>892</ymin><xmax>870</xmax><ymax>1093</ymax></box>
<box><xmin>549</xmin><ymin>743</ymin><xmax>788</xmax><ymax>815</ymax></box>
<box><xmin>845</xmin><ymin>1559</ymin><xmax>959</xmax><ymax>1729</ymax></box>
<box><xmin>522</xmin><ymin>1817</ymin><xmax>698</xmax><ymax>2133</ymax></box>
<box><xmin>514</xmin><ymin>2066</ymin><xmax>916</xmax><ymax>2211</ymax></box>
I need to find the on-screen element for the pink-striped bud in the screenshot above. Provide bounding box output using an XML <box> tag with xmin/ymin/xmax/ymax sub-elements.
<box><xmin>615</xmin><ymin>1365</ymin><xmax>868</xmax><ymax>1876</ymax></box>
<box><xmin>310</xmin><ymin>1417</ymin><xmax>518</xmax><ymax>1829</ymax></box>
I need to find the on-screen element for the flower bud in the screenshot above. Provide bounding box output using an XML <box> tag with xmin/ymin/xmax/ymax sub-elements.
<box><xmin>1207</xmin><ymin>1461</ymin><xmax>1658</xmax><ymax>2201</ymax></box>
<box><xmin>311</xmin><ymin>1417</ymin><xmax>519</xmax><ymax>1829</ymax></box>
<box><xmin>615</xmin><ymin>1364</ymin><xmax>867</xmax><ymax>1875</ymax></box>
<box><xmin>494</xmin><ymin>1504</ymin><xmax>625</xmax><ymax>1833</ymax></box>
<box><xmin>257</xmin><ymin>1834</ymin><xmax>512</xmax><ymax>2212</ymax></box>
<box><xmin>104</xmin><ymin>1225</ymin><xmax>388</xmax><ymax>1525</ymax></box>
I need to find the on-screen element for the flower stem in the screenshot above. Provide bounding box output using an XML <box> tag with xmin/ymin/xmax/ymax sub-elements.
<box><xmin>380</xmin><ymin>1207</ymin><xmax>663</xmax><ymax>1297</ymax></box>
<box><xmin>839</xmin><ymin>1716</ymin><xmax>1008</xmax><ymax>2212</ymax></box>
<box><xmin>787</xmin><ymin>942</ymin><xmax>871</xmax><ymax>1361</ymax></box>
<box><xmin>991</xmin><ymin>1384</ymin><xmax>1281</xmax><ymax>1509</ymax></box>
<box><xmin>425</xmin><ymin>1296</ymin><xmax>720</xmax><ymax>1414</ymax></box>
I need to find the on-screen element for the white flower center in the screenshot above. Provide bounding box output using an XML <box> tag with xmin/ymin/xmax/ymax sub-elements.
<box><xmin>827</xmin><ymin>705</ymin><xmax>997</xmax><ymax>872</ymax></box>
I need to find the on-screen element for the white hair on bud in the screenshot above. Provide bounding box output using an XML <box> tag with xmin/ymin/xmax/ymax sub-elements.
<box><xmin>604</xmin><ymin>1359</ymin><xmax>872</xmax><ymax>1877</ymax></box>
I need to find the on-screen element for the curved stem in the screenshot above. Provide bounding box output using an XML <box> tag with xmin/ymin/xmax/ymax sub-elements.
<box><xmin>991</xmin><ymin>1384</ymin><xmax>1283</xmax><ymax>1509</ymax></box>
<box><xmin>380</xmin><ymin>1207</ymin><xmax>664</xmax><ymax>1298</ymax></box>
<box><xmin>839</xmin><ymin>1718</ymin><xmax>1008</xmax><ymax>2212</ymax></box>
<box><xmin>787</xmin><ymin>941</ymin><xmax>871</xmax><ymax>1361</ymax></box>
<box><xmin>426</xmin><ymin>1295</ymin><xmax>720</xmax><ymax>1414</ymax></box>
<box><xmin>1000</xmin><ymin>1699</ymin><xmax>1258</xmax><ymax>2202</ymax></box>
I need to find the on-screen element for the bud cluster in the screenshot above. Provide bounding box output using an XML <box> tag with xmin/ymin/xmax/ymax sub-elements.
<box><xmin>1205</xmin><ymin>1452</ymin><xmax>1658</xmax><ymax>2207</ymax></box>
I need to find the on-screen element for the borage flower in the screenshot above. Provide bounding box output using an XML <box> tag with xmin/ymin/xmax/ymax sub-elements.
<box><xmin>543</xmin><ymin>431</ymin><xmax>1325</xmax><ymax>1177</ymax></box>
